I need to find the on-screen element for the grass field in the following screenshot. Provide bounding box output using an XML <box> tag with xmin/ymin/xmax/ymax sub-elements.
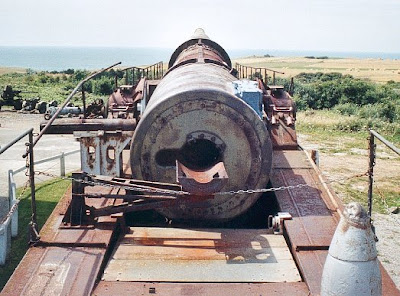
<box><xmin>233</xmin><ymin>56</ymin><xmax>400</xmax><ymax>83</ymax></box>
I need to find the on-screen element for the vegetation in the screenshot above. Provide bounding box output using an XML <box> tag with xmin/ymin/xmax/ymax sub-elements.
<box><xmin>304</xmin><ymin>56</ymin><xmax>329</xmax><ymax>59</ymax></box>
<box><xmin>0</xmin><ymin>68</ymin><xmax>125</xmax><ymax>106</ymax></box>
<box><xmin>0</xmin><ymin>178</ymin><xmax>70</xmax><ymax>290</ymax></box>
<box><xmin>273</xmin><ymin>71</ymin><xmax>399</xmax><ymax>213</ymax></box>
<box><xmin>295</xmin><ymin>110</ymin><xmax>399</xmax><ymax>213</ymax></box>
<box><xmin>274</xmin><ymin>72</ymin><xmax>400</xmax><ymax>143</ymax></box>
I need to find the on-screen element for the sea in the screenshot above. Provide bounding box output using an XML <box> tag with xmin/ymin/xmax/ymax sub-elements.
<box><xmin>1</xmin><ymin>46</ymin><xmax>399</xmax><ymax>71</ymax></box>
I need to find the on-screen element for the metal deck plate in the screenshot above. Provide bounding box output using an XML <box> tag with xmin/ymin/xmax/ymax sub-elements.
<box><xmin>102</xmin><ymin>227</ymin><xmax>301</xmax><ymax>283</ymax></box>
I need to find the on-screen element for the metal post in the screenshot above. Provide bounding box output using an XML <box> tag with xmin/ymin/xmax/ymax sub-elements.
<box><xmin>60</xmin><ymin>152</ymin><xmax>65</xmax><ymax>177</ymax></box>
<box><xmin>156</xmin><ymin>63</ymin><xmax>158</xmax><ymax>79</ymax></box>
<box><xmin>368</xmin><ymin>133</ymin><xmax>375</xmax><ymax>219</ymax></box>
<box><xmin>82</xmin><ymin>83</ymin><xmax>86</xmax><ymax>119</ymax></box>
<box><xmin>273</xmin><ymin>72</ymin><xmax>276</xmax><ymax>85</ymax></box>
<box><xmin>28</xmin><ymin>131</ymin><xmax>39</xmax><ymax>243</ymax></box>
<box><xmin>289</xmin><ymin>77</ymin><xmax>294</xmax><ymax>96</ymax></box>
<box><xmin>264</xmin><ymin>69</ymin><xmax>267</xmax><ymax>84</ymax></box>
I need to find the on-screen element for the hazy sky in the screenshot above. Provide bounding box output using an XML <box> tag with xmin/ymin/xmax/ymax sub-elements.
<box><xmin>1</xmin><ymin>0</ymin><xmax>399</xmax><ymax>53</ymax></box>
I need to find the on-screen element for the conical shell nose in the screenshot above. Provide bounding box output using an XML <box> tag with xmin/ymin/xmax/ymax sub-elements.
<box><xmin>191</xmin><ymin>28</ymin><xmax>210</xmax><ymax>40</ymax></box>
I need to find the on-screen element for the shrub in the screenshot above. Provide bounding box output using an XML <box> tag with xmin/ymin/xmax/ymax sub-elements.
<box><xmin>333</xmin><ymin>103</ymin><xmax>359</xmax><ymax>116</ymax></box>
<box><xmin>92</xmin><ymin>77</ymin><xmax>114</xmax><ymax>95</ymax></box>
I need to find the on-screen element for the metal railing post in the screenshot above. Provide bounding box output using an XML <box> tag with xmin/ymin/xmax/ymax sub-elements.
<box><xmin>8</xmin><ymin>170</ymin><xmax>18</xmax><ymax>237</ymax></box>
<box><xmin>28</xmin><ymin>131</ymin><xmax>39</xmax><ymax>244</ymax></box>
<box><xmin>367</xmin><ymin>132</ymin><xmax>376</xmax><ymax>219</ymax></box>
<box><xmin>60</xmin><ymin>152</ymin><xmax>66</xmax><ymax>177</ymax></box>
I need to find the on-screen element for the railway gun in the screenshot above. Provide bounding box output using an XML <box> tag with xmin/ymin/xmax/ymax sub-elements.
<box><xmin>3</xmin><ymin>29</ymin><xmax>398</xmax><ymax>296</ymax></box>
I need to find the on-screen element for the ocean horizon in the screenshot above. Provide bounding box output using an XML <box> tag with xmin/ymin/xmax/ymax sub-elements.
<box><xmin>1</xmin><ymin>46</ymin><xmax>399</xmax><ymax>71</ymax></box>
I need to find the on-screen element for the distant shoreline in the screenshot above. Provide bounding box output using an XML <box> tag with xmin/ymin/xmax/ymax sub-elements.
<box><xmin>2</xmin><ymin>55</ymin><xmax>400</xmax><ymax>83</ymax></box>
<box><xmin>0</xmin><ymin>46</ymin><xmax>399</xmax><ymax>72</ymax></box>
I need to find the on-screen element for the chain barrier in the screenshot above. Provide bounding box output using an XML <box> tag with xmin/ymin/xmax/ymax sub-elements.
<box><xmin>0</xmin><ymin>179</ymin><xmax>30</xmax><ymax>225</ymax></box>
<box><xmin>34</xmin><ymin>169</ymin><xmax>369</xmax><ymax>197</ymax></box>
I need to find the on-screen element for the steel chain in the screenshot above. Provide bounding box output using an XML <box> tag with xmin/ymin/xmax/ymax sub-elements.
<box><xmin>34</xmin><ymin>169</ymin><xmax>370</xmax><ymax>197</ymax></box>
<box><xmin>0</xmin><ymin>168</ymin><xmax>373</xmax><ymax>225</ymax></box>
<box><xmin>0</xmin><ymin>180</ymin><xmax>30</xmax><ymax>225</ymax></box>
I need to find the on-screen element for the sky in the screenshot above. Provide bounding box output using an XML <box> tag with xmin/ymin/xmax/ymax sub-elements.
<box><xmin>0</xmin><ymin>0</ymin><xmax>399</xmax><ymax>53</ymax></box>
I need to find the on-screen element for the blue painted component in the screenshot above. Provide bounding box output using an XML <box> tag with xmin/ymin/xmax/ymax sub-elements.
<box><xmin>232</xmin><ymin>80</ymin><xmax>263</xmax><ymax>118</ymax></box>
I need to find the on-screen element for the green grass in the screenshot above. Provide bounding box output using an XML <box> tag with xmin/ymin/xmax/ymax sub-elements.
<box><xmin>296</xmin><ymin>110</ymin><xmax>400</xmax><ymax>213</ymax></box>
<box><xmin>334</xmin><ymin>179</ymin><xmax>400</xmax><ymax>213</ymax></box>
<box><xmin>0</xmin><ymin>178</ymin><xmax>70</xmax><ymax>290</ymax></box>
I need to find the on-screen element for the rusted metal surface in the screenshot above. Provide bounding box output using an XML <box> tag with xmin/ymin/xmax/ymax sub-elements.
<box><xmin>265</xmin><ymin>87</ymin><xmax>297</xmax><ymax>149</ymax></box>
<box><xmin>61</xmin><ymin>173</ymin><xmax>187</xmax><ymax>221</ymax></box>
<box><xmin>94</xmin><ymin>174</ymin><xmax>183</xmax><ymax>192</ymax></box>
<box><xmin>168</xmin><ymin>28</ymin><xmax>231</xmax><ymax>70</ymax></box>
<box><xmin>76</xmin><ymin>131</ymin><xmax>132</xmax><ymax>177</ymax></box>
<box><xmin>130</xmin><ymin>62</ymin><xmax>272</xmax><ymax>221</ymax></box>
<box><xmin>4</xmin><ymin>28</ymin><xmax>399</xmax><ymax>296</ymax></box>
<box><xmin>273</xmin><ymin>150</ymin><xmax>312</xmax><ymax>169</ymax></box>
<box><xmin>102</xmin><ymin>227</ymin><xmax>301</xmax><ymax>283</ymax></box>
<box><xmin>39</xmin><ymin>118</ymin><xmax>137</xmax><ymax>134</ymax></box>
<box><xmin>2</xmin><ymin>186</ymin><xmax>119</xmax><ymax>296</ymax></box>
<box><xmin>6</xmin><ymin>247</ymin><xmax>105</xmax><ymax>296</ymax></box>
<box><xmin>270</xmin><ymin>149</ymin><xmax>340</xmax><ymax>295</ymax></box>
<box><xmin>381</xmin><ymin>263</ymin><xmax>400</xmax><ymax>296</ymax></box>
<box><xmin>295</xmin><ymin>250</ymin><xmax>329</xmax><ymax>295</ymax></box>
<box><xmin>93</xmin><ymin>282</ymin><xmax>310</xmax><ymax>296</ymax></box>
<box><xmin>269</xmin><ymin>123</ymin><xmax>298</xmax><ymax>149</ymax></box>
<box><xmin>85</xmin><ymin>98</ymin><xmax>107</xmax><ymax>118</ymax></box>
<box><xmin>274</xmin><ymin>159</ymin><xmax>338</xmax><ymax>247</ymax></box>
<box><xmin>107</xmin><ymin>84</ymin><xmax>141</xmax><ymax>119</ymax></box>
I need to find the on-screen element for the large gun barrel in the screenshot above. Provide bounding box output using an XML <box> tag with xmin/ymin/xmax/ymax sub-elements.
<box><xmin>130</xmin><ymin>29</ymin><xmax>272</xmax><ymax>221</ymax></box>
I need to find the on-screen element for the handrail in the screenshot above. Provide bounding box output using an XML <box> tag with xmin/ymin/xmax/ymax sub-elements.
<box><xmin>0</xmin><ymin>128</ymin><xmax>35</xmax><ymax>264</ymax></box>
<box><xmin>370</xmin><ymin>129</ymin><xmax>400</xmax><ymax>156</ymax></box>
<box><xmin>235</xmin><ymin>62</ymin><xmax>285</xmax><ymax>84</ymax></box>
<box><xmin>121</xmin><ymin>61</ymin><xmax>163</xmax><ymax>86</ymax></box>
<box><xmin>0</xmin><ymin>128</ymin><xmax>33</xmax><ymax>155</ymax></box>
<box><xmin>13</xmin><ymin>149</ymin><xmax>80</xmax><ymax>175</ymax></box>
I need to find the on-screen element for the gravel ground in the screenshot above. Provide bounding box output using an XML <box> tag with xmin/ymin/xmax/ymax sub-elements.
<box><xmin>0</xmin><ymin>111</ymin><xmax>80</xmax><ymax>220</ymax></box>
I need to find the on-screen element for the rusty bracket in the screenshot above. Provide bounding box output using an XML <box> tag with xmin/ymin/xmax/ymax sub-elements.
<box><xmin>61</xmin><ymin>172</ymin><xmax>188</xmax><ymax>224</ymax></box>
<box><xmin>62</xmin><ymin>172</ymin><xmax>94</xmax><ymax>227</ymax></box>
<box><xmin>268</xmin><ymin>212</ymin><xmax>292</xmax><ymax>234</ymax></box>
